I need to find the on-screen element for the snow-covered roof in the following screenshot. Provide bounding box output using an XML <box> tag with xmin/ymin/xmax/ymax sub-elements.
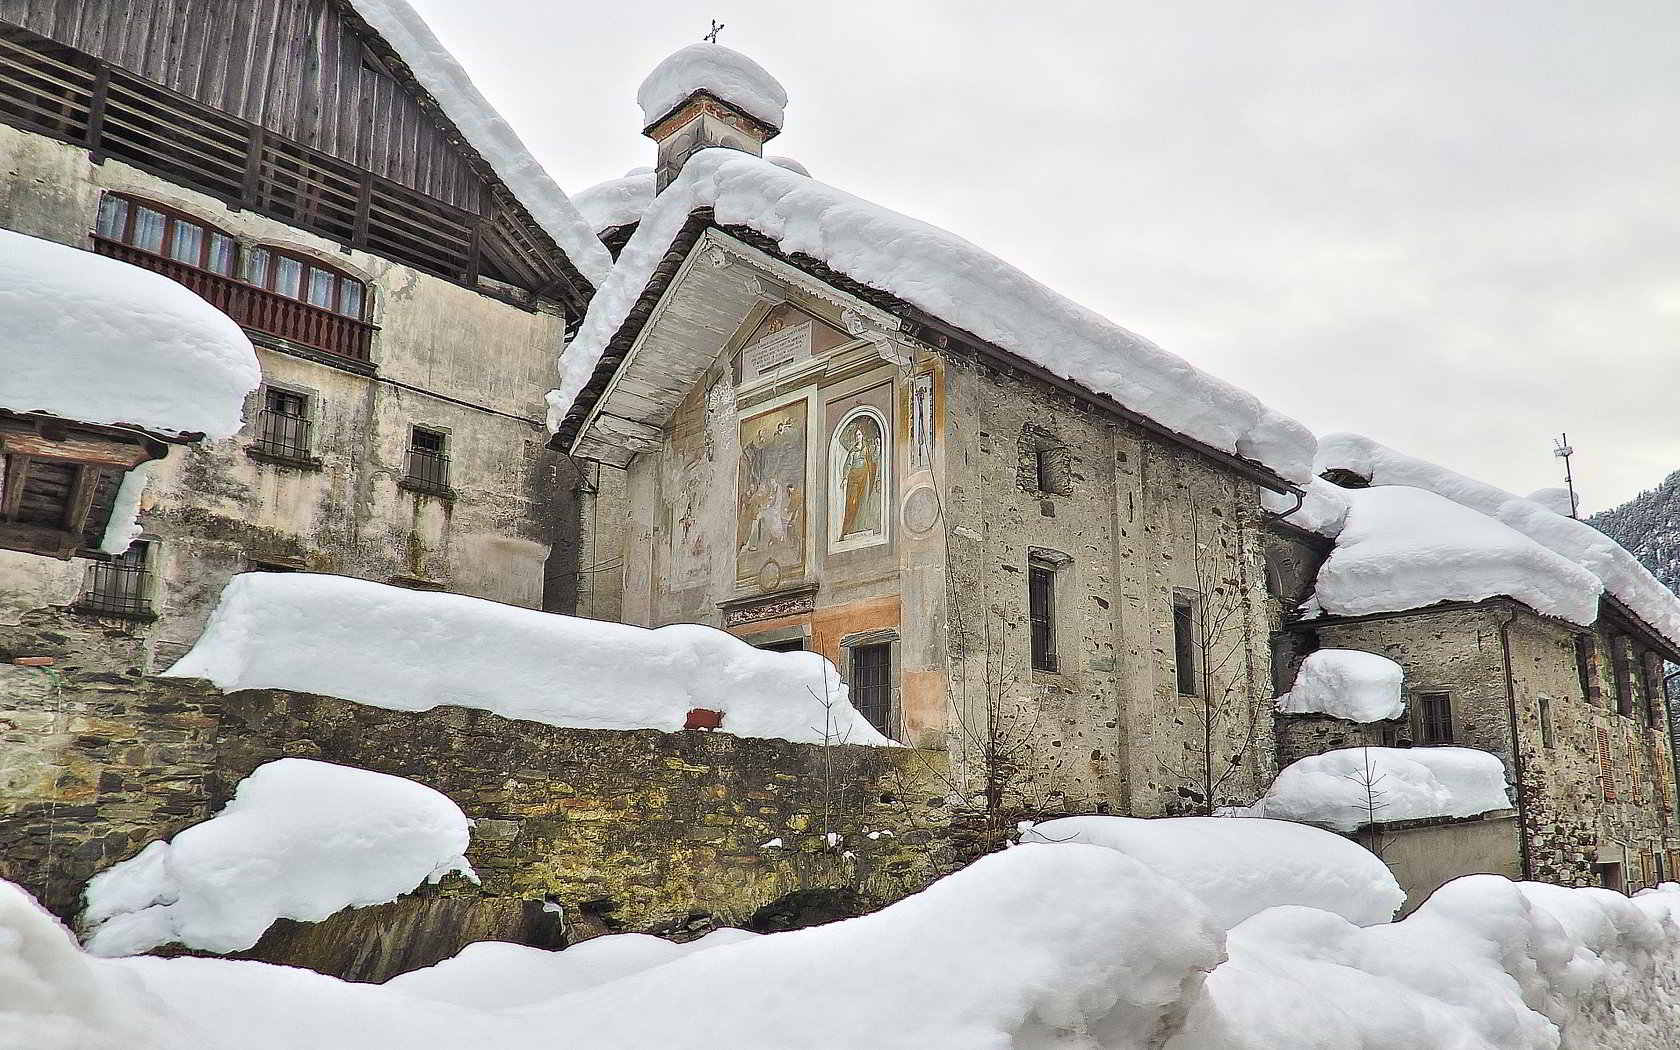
<box><xmin>573</xmin><ymin>168</ymin><xmax>657</xmax><ymax>235</ymax></box>
<box><xmin>637</xmin><ymin>42</ymin><xmax>788</xmax><ymax>131</ymax></box>
<box><xmin>165</xmin><ymin>572</ymin><xmax>893</xmax><ymax>747</ymax></box>
<box><xmin>0</xmin><ymin>228</ymin><xmax>260</xmax><ymax>440</ymax></box>
<box><xmin>1298</xmin><ymin>483</ymin><xmax>1604</xmax><ymax>626</ymax></box>
<box><xmin>82</xmin><ymin>758</ymin><xmax>473</xmax><ymax>957</ymax></box>
<box><xmin>347</xmin><ymin>0</ymin><xmax>612</xmax><ymax>288</ymax></box>
<box><xmin>1244</xmin><ymin>745</ymin><xmax>1512</xmax><ymax>832</ymax></box>
<box><xmin>1315</xmin><ymin>433</ymin><xmax>1680</xmax><ymax>649</ymax></box>
<box><xmin>1275</xmin><ymin>648</ymin><xmax>1406</xmax><ymax>722</ymax></box>
<box><xmin>550</xmin><ymin>149</ymin><xmax>1317</xmax><ymax>484</ymax></box>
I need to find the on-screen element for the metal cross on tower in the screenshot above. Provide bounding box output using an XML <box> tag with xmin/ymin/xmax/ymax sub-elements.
<box><xmin>705</xmin><ymin>20</ymin><xmax>725</xmax><ymax>43</ymax></box>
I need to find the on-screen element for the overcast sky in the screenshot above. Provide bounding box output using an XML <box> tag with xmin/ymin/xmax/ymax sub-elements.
<box><xmin>410</xmin><ymin>0</ymin><xmax>1679</xmax><ymax>513</ymax></box>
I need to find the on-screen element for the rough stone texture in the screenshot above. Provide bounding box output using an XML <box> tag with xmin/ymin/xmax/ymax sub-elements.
<box><xmin>1288</xmin><ymin>602</ymin><xmax>1679</xmax><ymax>890</ymax></box>
<box><xmin>0</xmin><ymin>121</ymin><xmax>575</xmax><ymax>670</ymax></box>
<box><xmin>940</xmin><ymin>354</ymin><xmax>1279</xmax><ymax>819</ymax></box>
<box><xmin>0</xmin><ymin>626</ymin><xmax>951</xmax><ymax>980</ymax></box>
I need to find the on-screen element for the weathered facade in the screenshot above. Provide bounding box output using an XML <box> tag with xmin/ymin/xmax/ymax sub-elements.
<box><xmin>0</xmin><ymin>5</ymin><xmax>594</xmax><ymax>668</ymax></box>
<box><xmin>561</xmin><ymin>89</ymin><xmax>1294</xmax><ymax>822</ymax></box>
<box><xmin>1267</xmin><ymin>522</ymin><xmax>1680</xmax><ymax>897</ymax></box>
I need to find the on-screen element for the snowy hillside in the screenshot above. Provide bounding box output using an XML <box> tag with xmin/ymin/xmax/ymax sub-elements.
<box><xmin>1590</xmin><ymin>469</ymin><xmax>1680</xmax><ymax>597</ymax></box>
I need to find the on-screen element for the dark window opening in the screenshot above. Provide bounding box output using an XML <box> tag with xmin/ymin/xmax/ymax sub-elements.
<box><xmin>1018</xmin><ymin>428</ymin><xmax>1072</xmax><ymax>497</ymax></box>
<box><xmin>405</xmin><ymin>427</ymin><xmax>450</xmax><ymax>492</ymax></box>
<box><xmin>1575</xmin><ymin>634</ymin><xmax>1599</xmax><ymax>704</ymax></box>
<box><xmin>1612</xmin><ymin>638</ymin><xmax>1634</xmax><ymax>718</ymax></box>
<box><xmin>1539</xmin><ymin>697</ymin><xmax>1555</xmax><ymax>749</ymax></box>
<box><xmin>758</xmin><ymin>638</ymin><xmax>805</xmax><ymax>653</ymax></box>
<box><xmin>1173</xmin><ymin>598</ymin><xmax>1198</xmax><ymax>696</ymax></box>
<box><xmin>254</xmin><ymin>389</ymin><xmax>312</xmax><ymax>461</ymax></box>
<box><xmin>79</xmin><ymin>541</ymin><xmax>153</xmax><ymax>618</ymax></box>
<box><xmin>1029</xmin><ymin>561</ymin><xmax>1057</xmax><ymax>672</ymax></box>
<box><xmin>1418</xmin><ymin>692</ymin><xmax>1454</xmax><ymax>744</ymax></box>
<box><xmin>851</xmin><ymin>643</ymin><xmax>893</xmax><ymax>737</ymax></box>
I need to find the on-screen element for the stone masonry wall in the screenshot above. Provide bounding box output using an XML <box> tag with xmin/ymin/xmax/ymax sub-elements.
<box><xmin>0</xmin><ymin>616</ymin><xmax>952</xmax><ymax>980</ymax></box>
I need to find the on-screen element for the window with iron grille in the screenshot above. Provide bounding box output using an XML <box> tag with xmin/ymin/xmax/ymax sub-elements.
<box><xmin>851</xmin><ymin>642</ymin><xmax>893</xmax><ymax>738</ymax></box>
<box><xmin>1173</xmin><ymin>598</ymin><xmax>1198</xmax><ymax>696</ymax></box>
<box><xmin>1029</xmin><ymin>560</ymin><xmax>1057</xmax><ymax>672</ymax></box>
<box><xmin>1418</xmin><ymin>692</ymin><xmax>1453</xmax><ymax>744</ymax></box>
<box><xmin>405</xmin><ymin>427</ymin><xmax>450</xmax><ymax>493</ymax></box>
<box><xmin>253</xmin><ymin>389</ymin><xmax>313</xmax><ymax>461</ymax></box>
<box><xmin>78</xmin><ymin>541</ymin><xmax>153</xmax><ymax>618</ymax></box>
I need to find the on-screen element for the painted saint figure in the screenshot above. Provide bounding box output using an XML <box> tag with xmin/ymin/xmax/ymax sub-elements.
<box><xmin>838</xmin><ymin>417</ymin><xmax>883</xmax><ymax>539</ymax></box>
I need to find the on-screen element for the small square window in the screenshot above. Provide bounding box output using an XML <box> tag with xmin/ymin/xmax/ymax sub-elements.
<box><xmin>255</xmin><ymin>390</ymin><xmax>312</xmax><ymax>460</ymax></box>
<box><xmin>406</xmin><ymin>427</ymin><xmax>450</xmax><ymax>492</ymax></box>
<box><xmin>78</xmin><ymin>541</ymin><xmax>154</xmax><ymax>618</ymax></box>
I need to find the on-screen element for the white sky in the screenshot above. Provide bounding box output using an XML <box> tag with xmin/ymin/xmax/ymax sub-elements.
<box><xmin>408</xmin><ymin>0</ymin><xmax>1680</xmax><ymax>513</ymax></box>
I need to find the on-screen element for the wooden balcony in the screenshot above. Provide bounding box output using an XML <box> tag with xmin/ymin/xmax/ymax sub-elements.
<box><xmin>92</xmin><ymin>236</ymin><xmax>376</xmax><ymax>364</ymax></box>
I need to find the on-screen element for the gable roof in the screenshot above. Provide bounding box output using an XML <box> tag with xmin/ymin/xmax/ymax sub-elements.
<box><xmin>549</xmin><ymin>149</ymin><xmax>1315</xmax><ymax>488</ymax></box>
<box><xmin>344</xmin><ymin>0</ymin><xmax>613</xmax><ymax>291</ymax></box>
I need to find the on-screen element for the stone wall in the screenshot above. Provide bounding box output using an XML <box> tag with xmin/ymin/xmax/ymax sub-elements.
<box><xmin>940</xmin><ymin>353</ymin><xmax>1279</xmax><ymax>818</ymax></box>
<box><xmin>0</xmin><ymin>621</ymin><xmax>952</xmax><ymax>980</ymax></box>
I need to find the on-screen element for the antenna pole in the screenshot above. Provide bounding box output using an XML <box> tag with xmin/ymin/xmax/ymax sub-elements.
<box><xmin>1553</xmin><ymin>433</ymin><xmax>1579</xmax><ymax>518</ymax></box>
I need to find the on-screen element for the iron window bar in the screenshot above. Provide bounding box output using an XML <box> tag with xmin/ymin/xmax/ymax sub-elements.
<box><xmin>78</xmin><ymin>547</ymin><xmax>152</xmax><ymax>618</ymax></box>
<box><xmin>405</xmin><ymin>447</ymin><xmax>451</xmax><ymax>493</ymax></box>
<box><xmin>252</xmin><ymin>409</ymin><xmax>312</xmax><ymax>461</ymax></box>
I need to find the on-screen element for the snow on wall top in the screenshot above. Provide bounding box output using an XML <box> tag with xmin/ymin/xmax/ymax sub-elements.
<box><xmin>347</xmin><ymin>0</ymin><xmax>612</xmax><ymax>287</ymax></box>
<box><xmin>1245</xmin><ymin>745</ymin><xmax>1512</xmax><ymax>832</ymax></box>
<box><xmin>637</xmin><ymin>42</ymin><xmax>788</xmax><ymax>130</ymax></box>
<box><xmin>1317</xmin><ymin>432</ymin><xmax>1680</xmax><ymax>649</ymax></box>
<box><xmin>549</xmin><ymin>150</ymin><xmax>1317</xmax><ymax>484</ymax></box>
<box><xmin>0</xmin><ymin>229</ymin><xmax>259</xmax><ymax>440</ymax></box>
<box><xmin>573</xmin><ymin>169</ymin><xmax>657</xmax><ymax>234</ymax></box>
<box><xmin>164</xmin><ymin>572</ymin><xmax>893</xmax><ymax>747</ymax></box>
<box><xmin>1275</xmin><ymin>648</ymin><xmax>1406</xmax><ymax>722</ymax></box>
<box><xmin>1303</xmin><ymin>484</ymin><xmax>1604</xmax><ymax>626</ymax></box>
<box><xmin>81</xmin><ymin>758</ymin><xmax>474</xmax><ymax>956</ymax></box>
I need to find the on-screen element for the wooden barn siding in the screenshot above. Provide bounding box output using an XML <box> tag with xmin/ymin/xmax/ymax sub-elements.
<box><xmin>0</xmin><ymin>0</ymin><xmax>483</xmax><ymax>212</ymax></box>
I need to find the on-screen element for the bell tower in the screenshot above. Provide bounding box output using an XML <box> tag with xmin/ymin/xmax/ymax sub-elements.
<box><xmin>637</xmin><ymin>42</ymin><xmax>787</xmax><ymax>192</ymax></box>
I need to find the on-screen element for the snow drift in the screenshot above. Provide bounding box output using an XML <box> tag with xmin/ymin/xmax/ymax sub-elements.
<box><xmin>1275</xmin><ymin>648</ymin><xmax>1406</xmax><ymax>722</ymax></box>
<box><xmin>0</xmin><ymin>227</ymin><xmax>259</xmax><ymax>440</ymax></box>
<box><xmin>1024</xmin><ymin>815</ymin><xmax>1405</xmax><ymax>928</ymax></box>
<box><xmin>10</xmin><ymin>819</ymin><xmax>1680</xmax><ymax>1050</ymax></box>
<box><xmin>80</xmin><ymin>759</ymin><xmax>474</xmax><ymax>956</ymax></box>
<box><xmin>574</xmin><ymin>168</ymin><xmax>656</xmax><ymax>234</ymax></box>
<box><xmin>1246</xmin><ymin>746</ymin><xmax>1512</xmax><ymax>832</ymax></box>
<box><xmin>164</xmin><ymin>572</ymin><xmax>892</xmax><ymax>746</ymax></box>
<box><xmin>550</xmin><ymin>149</ymin><xmax>1317</xmax><ymax>484</ymax></box>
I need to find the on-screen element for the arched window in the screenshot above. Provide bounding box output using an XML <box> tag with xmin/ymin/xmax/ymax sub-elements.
<box><xmin>95</xmin><ymin>194</ymin><xmax>236</xmax><ymax>275</ymax></box>
<box><xmin>241</xmin><ymin>246</ymin><xmax>367</xmax><ymax>320</ymax></box>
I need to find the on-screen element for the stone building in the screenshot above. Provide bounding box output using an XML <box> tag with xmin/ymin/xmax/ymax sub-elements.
<box><xmin>551</xmin><ymin>44</ymin><xmax>1317</xmax><ymax>819</ymax></box>
<box><xmin>0</xmin><ymin>1</ymin><xmax>610</xmax><ymax>668</ymax></box>
<box><xmin>1265</xmin><ymin>436</ymin><xmax>1680</xmax><ymax>898</ymax></box>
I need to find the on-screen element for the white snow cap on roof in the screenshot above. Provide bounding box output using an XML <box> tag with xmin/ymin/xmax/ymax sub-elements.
<box><xmin>1245</xmin><ymin>745</ymin><xmax>1512</xmax><ymax>832</ymax></box>
<box><xmin>0</xmin><ymin>229</ymin><xmax>259</xmax><ymax>440</ymax></box>
<box><xmin>81</xmin><ymin>759</ymin><xmax>474</xmax><ymax>957</ymax></box>
<box><xmin>1317</xmin><ymin>432</ymin><xmax>1680</xmax><ymax>648</ymax></box>
<box><xmin>550</xmin><ymin>150</ymin><xmax>1317</xmax><ymax>483</ymax></box>
<box><xmin>1276</xmin><ymin>648</ymin><xmax>1405</xmax><ymax>722</ymax></box>
<box><xmin>347</xmin><ymin>0</ymin><xmax>611</xmax><ymax>287</ymax></box>
<box><xmin>1303</xmin><ymin>484</ymin><xmax>1604</xmax><ymax>626</ymax></box>
<box><xmin>766</xmin><ymin>155</ymin><xmax>809</xmax><ymax>176</ymax></box>
<box><xmin>637</xmin><ymin>42</ymin><xmax>787</xmax><ymax>130</ymax></box>
<box><xmin>573</xmin><ymin>169</ymin><xmax>657</xmax><ymax>234</ymax></box>
<box><xmin>165</xmin><ymin>572</ymin><xmax>893</xmax><ymax>746</ymax></box>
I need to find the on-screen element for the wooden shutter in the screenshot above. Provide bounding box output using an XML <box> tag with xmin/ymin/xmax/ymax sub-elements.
<box><xmin>1641</xmin><ymin>851</ymin><xmax>1656</xmax><ymax>889</ymax></box>
<box><xmin>1597</xmin><ymin>727</ymin><xmax>1616</xmax><ymax>801</ymax></box>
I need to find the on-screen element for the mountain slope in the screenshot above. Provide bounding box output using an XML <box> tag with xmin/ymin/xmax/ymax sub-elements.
<box><xmin>1590</xmin><ymin>469</ymin><xmax>1680</xmax><ymax>595</ymax></box>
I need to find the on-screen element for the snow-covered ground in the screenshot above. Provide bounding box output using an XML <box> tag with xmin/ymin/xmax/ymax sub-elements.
<box><xmin>164</xmin><ymin>572</ymin><xmax>892</xmax><ymax>746</ymax></box>
<box><xmin>0</xmin><ymin>227</ymin><xmax>259</xmax><ymax>440</ymax></box>
<box><xmin>550</xmin><ymin>149</ymin><xmax>1317</xmax><ymax>484</ymax></box>
<box><xmin>81</xmin><ymin>760</ymin><xmax>474</xmax><ymax>957</ymax></box>
<box><xmin>1274</xmin><ymin>648</ymin><xmax>1406</xmax><ymax>722</ymax></box>
<box><xmin>9</xmin><ymin>818</ymin><xmax>1680</xmax><ymax>1050</ymax></box>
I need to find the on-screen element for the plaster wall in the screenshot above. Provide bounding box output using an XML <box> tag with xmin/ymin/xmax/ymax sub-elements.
<box><xmin>0</xmin><ymin>122</ymin><xmax>570</xmax><ymax>663</ymax></box>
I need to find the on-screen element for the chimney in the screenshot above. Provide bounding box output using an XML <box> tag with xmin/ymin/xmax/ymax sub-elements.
<box><xmin>637</xmin><ymin>43</ymin><xmax>787</xmax><ymax>192</ymax></box>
